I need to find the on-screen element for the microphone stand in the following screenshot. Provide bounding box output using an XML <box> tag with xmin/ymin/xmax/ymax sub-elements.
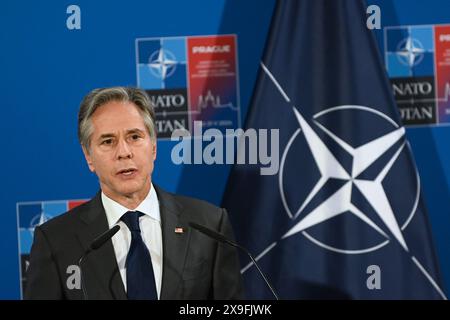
<box><xmin>77</xmin><ymin>225</ymin><xmax>121</xmax><ymax>300</ymax></box>
<box><xmin>189</xmin><ymin>222</ymin><xmax>279</xmax><ymax>300</ymax></box>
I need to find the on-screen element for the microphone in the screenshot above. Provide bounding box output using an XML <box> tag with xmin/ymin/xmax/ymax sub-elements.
<box><xmin>78</xmin><ymin>225</ymin><xmax>121</xmax><ymax>300</ymax></box>
<box><xmin>90</xmin><ymin>225</ymin><xmax>121</xmax><ymax>250</ymax></box>
<box><xmin>189</xmin><ymin>222</ymin><xmax>279</xmax><ymax>300</ymax></box>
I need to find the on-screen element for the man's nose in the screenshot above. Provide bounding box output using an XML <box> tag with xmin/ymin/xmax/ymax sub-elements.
<box><xmin>116</xmin><ymin>139</ymin><xmax>132</xmax><ymax>159</ymax></box>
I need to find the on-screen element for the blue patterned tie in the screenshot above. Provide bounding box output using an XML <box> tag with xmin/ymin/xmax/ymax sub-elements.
<box><xmin>121</xmin><ymin>211</ymin><xmax>158</xmax><ymax>300</ymax></box>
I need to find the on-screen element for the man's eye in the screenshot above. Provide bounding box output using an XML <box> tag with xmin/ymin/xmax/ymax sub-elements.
<box><xmin>101</xmin><ymin>139</ymin><xmax>113</xmax><ymax>145</ymax></box>
<box><xmin>131</xmin><ymin>134</ymin><xmax>141</xmax><ymax>140</ymax></box>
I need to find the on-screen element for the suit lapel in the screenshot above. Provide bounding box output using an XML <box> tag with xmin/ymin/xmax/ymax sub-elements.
<box><xmin>156</xmin><ymin>186</ymin><xmax>191</xmax><ymax>300</ymax></box>
<box><xmin>75</xmin><ymin>192</ymin><xmax>127</xmax><ymax>300</ymax></box>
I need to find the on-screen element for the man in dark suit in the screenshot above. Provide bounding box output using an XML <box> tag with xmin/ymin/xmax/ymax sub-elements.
<box><xmin>25</xmin><ymin>87</ymin><xmax>243</xmax><ymax>299</ymax></box>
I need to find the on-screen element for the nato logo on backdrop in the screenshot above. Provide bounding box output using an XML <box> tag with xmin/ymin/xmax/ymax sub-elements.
<box><xmin>385</xmin><ymin>24</ymin><xmax>450</xmax><ymax>126</ymax></box>
<box><xmin>17</xmin><ymin>199</ymin><xmax>86</xmax><ymax>298</ymax></box>
<box><xmin>136</xmin><ymin>34</ymin><xmax>241</xmax><ymax>138</ymax></box>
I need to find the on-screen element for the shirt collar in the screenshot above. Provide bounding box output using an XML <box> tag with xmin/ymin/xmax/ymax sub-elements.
<box><xmin>101</xmin><ymin>183</ymin><xmax>161</xmax><ymax>228</ymax></box>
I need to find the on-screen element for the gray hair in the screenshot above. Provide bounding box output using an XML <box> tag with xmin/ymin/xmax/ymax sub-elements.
<box><xmin>78</xmin><ymin>87</ymin><xmax>157</xmax><ymax>151</ymax></box>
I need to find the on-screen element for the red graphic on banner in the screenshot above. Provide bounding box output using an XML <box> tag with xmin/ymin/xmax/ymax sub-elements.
<box><xmin>186</xmin><ymin>35</ymin><xmax>239</xmax><ymax>130</ymax></box>
<box><xmin>434</xmin><ymin>25</ymin><xmax>450</xmax><ymax>122</ymax></box>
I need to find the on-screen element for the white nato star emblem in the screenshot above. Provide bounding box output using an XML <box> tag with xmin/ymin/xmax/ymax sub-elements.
<box><xmin>148</xmin><ymin>48</ymin><xmax>177</xmax><ymax>80</ymax></box>
<box><xmin>281</xmin><ymin>107</ymin><xmax>408</xmax><ymax>252</ymax></box>
<box><xmin>396</xmin><ymin>36</ymin><xmax>425</xmax><ymax>67</ymax></box>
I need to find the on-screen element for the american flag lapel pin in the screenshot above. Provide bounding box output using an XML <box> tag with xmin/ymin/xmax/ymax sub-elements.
<box><xmin>175</xmin><ymin>227</ymin><xmax>184</xmax><ymax>234</ymax></box>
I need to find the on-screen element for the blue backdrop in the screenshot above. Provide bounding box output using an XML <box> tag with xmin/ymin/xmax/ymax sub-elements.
<box><xmin>1</xmin><ymin>0</ymin><xmax>450</xmax><ymax>299</ymax></box>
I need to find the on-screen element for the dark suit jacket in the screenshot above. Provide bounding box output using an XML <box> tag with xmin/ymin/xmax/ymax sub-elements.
<box><xmin>24</xmin><ymin>185</ymin><xmax>243</xmax><ymax>300</ymax></box>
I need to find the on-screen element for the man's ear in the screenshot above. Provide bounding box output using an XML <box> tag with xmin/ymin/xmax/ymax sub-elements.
<box><xmin>82</xmin><ymin>146</ymin><xmax>95</xmax><ymax>173</ymax></box>
<box><xmin>152</xmin><ymin>140</ymin><xmax>157</xmax><ymax>161</ymax></box>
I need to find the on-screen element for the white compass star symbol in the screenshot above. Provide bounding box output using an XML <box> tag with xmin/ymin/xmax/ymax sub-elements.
<box><xmin>282</xmin><ymin>106</ymin><xmax>409</xmax><ymax>251</ymax></box>
<box><xmin>397</xmin><ymin>37</ymin><xmax>425</xmax><ymax>67</ymax></box>
<box><xmin>148</xmin><ymin>48</ymin><xmax>177</xmax><ymax>80</ymax></box>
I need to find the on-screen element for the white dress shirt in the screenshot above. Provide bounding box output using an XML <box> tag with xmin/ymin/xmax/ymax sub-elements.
<box><xmin>101</xmin><ymin>184</ymin><xmax>163</xmax><ymax>299</ymax></box>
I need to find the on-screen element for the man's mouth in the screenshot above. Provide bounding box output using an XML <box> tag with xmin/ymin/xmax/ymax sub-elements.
<box><xmin>117</xmin><ymin>168</ymin><xmax>138</xmax><ymax>176</ymax></box>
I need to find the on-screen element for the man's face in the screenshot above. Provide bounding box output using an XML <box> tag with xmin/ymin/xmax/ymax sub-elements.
<box><xmin>83</xmin><ymin>101</ymin><xmax>156</xmax><ymax>202</ymax></box>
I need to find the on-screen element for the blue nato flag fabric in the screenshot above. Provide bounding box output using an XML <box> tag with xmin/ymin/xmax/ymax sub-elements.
<box><xmin>222</xmin><ymin>0</ymin><xmax>447</xmax><ymax>299</ymax></box>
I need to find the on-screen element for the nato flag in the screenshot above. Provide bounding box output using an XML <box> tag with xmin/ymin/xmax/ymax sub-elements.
<box><xmin>222</xmin><ymin>0</ymin><xmax>446</xmax><ymax>299</ymax></box>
